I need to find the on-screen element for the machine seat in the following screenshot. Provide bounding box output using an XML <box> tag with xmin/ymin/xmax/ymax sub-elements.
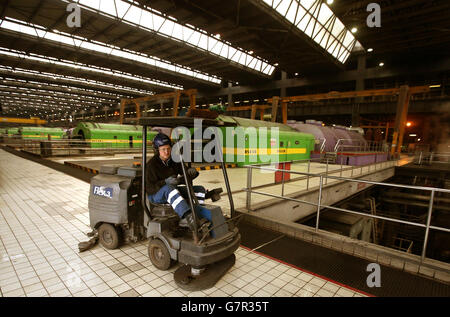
<box><xmin>145</xmin><ymin>196</ymin><xmax>177</xmax><ymax>218</ymax></box>
<box><xmin>151</xmin><ymin>203</ymin><xmax>177</xmax><ymax>217</ymax></box>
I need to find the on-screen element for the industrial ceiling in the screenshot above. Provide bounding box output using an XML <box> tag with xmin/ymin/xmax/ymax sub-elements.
<box><xmin>0</xmin><ymin>0</ymin><xmax>448</xmax><ymax>118</ymax></box>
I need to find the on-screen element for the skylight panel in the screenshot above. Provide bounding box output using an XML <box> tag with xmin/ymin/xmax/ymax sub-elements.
<box><xmin>208</xmin><ymin>38</ymin><xmax>219</xmax><ymax>51</ymax></box>
<box><xmin>159</xmin><ymin>19</ymin><xmax>174</xmax><ymax>38</ymax></box>
<box><xmin>330</xmin><ymin>18</ymin><xmax>345</xmax><ymax>37</ymax></box>
<box><xmin>297</xmin><ymin>13</ymin><xmax>311</xmax><ymax>32</ymax></box>
<box><xmin>300</xmin><ymin>0</ymin><xmax>315</xmax><ymax>11</ymax></box>
<box><xmin>0</xmin><ymin>18</ymin><xmax>221</xmax><ymax>85</ymax></box>
<box><xmin>342</xmin><ymin>31</ymin><xmax>354</xmax><ymax>48</ymax></box>
<box><xmin>115</xmin><ymin>0</ymin><xmax>129</xmax><ymax>18</ymax></box>
<box><xmin>294</xmin><ymin>6</ymin><xmax>307</xmax><ymax>25</ymax></box>
<box><xmin>124</xmin><ymin>5</ymin><xmax>142</xmax><ymax>24</ymax></box>
<box><xmin>285</xmin><ymin>2</ymin><xmax>298</xmax><ymax>24</ymax></box>
<box><xmin>261</xmin><ymin>0</ymin><xmax>359</xmax><ymax>64</ymax></box>
<box><xmin>140</xmin><ymin>10</ymin><xmax>153</xmax><ymax>29</ymax></box>
<box><xmin>0</xmin><ymin>48</ymin><xmax>180</xmax><ymax>90</ymax></box>
<box><xmin>317</xmin><ymin>4</ymin><xmax>333</xmax><ymax>25</ymax></box>
<box><xmin>187</xmin><ymin>31</ymin><xmax>201</xmax><ymax>48</ymax></box>
<box><xmin>211</xmin><ymin>42</ymin><xmax>224</xmax><ymax>56</ymax></box>
<box><xmin>73</xmin><ymin>0</ymin><xmax>274</xmax><ymax>76</ymax></box>
<box><xmin>172</xmin><ymin>23</ymin><xmax>183</xmax><ymax>41</ymax></box>
<box><xmin>304</xmin><ymin>20</ymin><xmax>314</xmax><ymax>37</ymax></box>
<box><xmin>79</xmin><ymin>0</ymin><xmax>100</xmax><ymax>10</ymax></box>
<box><xmin>198</xmin><ymin>35</ymin><xmax>208</xmax><ymax>51</ymax></box>
<box><xmin>99</xmin><ymin>0</ymin><xmax>116</xmax><ymax>16</ymax></box>
<box><xmin>277</xmin><ymin>0</ymin><xmax>292</xmax><ymax>17</ymax></box>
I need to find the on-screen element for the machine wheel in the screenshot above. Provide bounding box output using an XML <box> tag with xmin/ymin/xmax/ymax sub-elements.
<box><xmin>98</xmin><ymin>223</ymin><xmax>121</xmax><ymax>249</ymax></box>
<box><xmin>148</xmin><ymin>239</ymin><xmax>173</xmax><ymax>270</ymax></box>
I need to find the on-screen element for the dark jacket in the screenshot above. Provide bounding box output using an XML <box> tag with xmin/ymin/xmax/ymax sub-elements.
<box><xmin>146</xmin><ymin>154</ymin><xmax>184</xmax><ymax>195</ymax></box>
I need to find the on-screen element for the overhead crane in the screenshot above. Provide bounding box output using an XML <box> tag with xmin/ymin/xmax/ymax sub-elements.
<box><xmin>119</xmin><ymin>89</ymin><xmax>197</xmax><ymax>124</ymax></box>
<box><xmin>0</xmin><ymin>116</ymin><xmax>47</xmax><ymax>125</ymax></box>
<box><xmin>267</xmin><ymin>85</ymin><xmax>430</xmax><ymax>156</ymax></box>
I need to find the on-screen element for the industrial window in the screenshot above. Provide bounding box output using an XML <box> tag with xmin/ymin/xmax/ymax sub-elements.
<box><xmin>261</xmin><ymin>0</ymin><xmax>359</xmax><ymax>64</ymax></box>
<box><xmin>75</xmin><ymin>0</ymin><xmax>275</xmax><ymax>76</ymax></box>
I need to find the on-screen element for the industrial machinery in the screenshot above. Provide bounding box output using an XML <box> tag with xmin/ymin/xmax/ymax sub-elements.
<box><xmin>216</xmin><ymin>115</ymin><xmax>315</xmax><ymax>166</ymax></box>
<box><xmin>86</xmin><ymin>117</ymin><xmax>241</xmax><ymax>291</ymax></box>
<box><xmin>18</xmin><ymin>126</ymin><xmax>65</xmax><ymax>140</ymax></box>
<box><xmin>71</xmin><ymin>117</ymin><xmax>316</xmax><ymax>165</ymax></box>
<box><xmin>72</xmin><ymin>122</ymin><xmax>158</xmax><ymax>148</ymax></box>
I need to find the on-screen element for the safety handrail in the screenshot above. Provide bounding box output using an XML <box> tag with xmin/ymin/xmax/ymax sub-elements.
<box><xmin>244</xmin><ymin>159</ymin><xmax>450</xmax><ymax>262</ymax></box>
<box><xmin>415</xmin><ymin>152</ymin><xmax>450</xmax><ymax>165</ymax></box>
<box><xmin>316</xmin><ymin>137</ymin><xmax>326</xmax><ymax>153</ymax></box>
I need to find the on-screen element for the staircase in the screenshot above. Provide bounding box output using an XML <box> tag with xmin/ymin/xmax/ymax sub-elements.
<box><xmin>321</xmin><ymin>152</ymin><xmax>337</xmax><ymax>164</ymax></box>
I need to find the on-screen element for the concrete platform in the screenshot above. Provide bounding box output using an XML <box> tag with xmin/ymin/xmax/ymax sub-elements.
<box><xmin>0</xmin><ymin>148</ymin><xmax>368</xmax><ymax>297</ymax></box>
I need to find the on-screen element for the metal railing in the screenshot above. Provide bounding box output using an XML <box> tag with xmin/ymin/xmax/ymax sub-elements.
<box><xmin>314</xmin><ymin>137</ymin><xmax>326</xmax><ymax>153</ymax></box>
<box><xmin>245</xmin><ymin>154</ymin><xmax>398</xmax><ymax>199</ymax></box>
<box><xmin>415</xmin><ymin>152</ymin><xmax>450</xmax><ymax>165</ymax></box>
<box><xmin>244</xmin><ymin>159</ymin><xmax>450</xmax><ymax>262</ymax></box>
<box><xmin>1</xmin><ymin>137</ymin><xmax>147</xmax><ymax>156</ymax></box>
<box><xmin>334</xmin><ymin>139</ymin><xmax>388</xmax><ymax>153</ymax></box>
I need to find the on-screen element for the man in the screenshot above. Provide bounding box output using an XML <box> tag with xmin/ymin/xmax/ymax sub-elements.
<box><xmin>146</xmin><ymin>133</ymin><xmax>211</xmax><ymax>233</ymax></box>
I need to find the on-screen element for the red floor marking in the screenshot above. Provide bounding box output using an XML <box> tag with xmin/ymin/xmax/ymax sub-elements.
<box><xmin>239</xmin><ymin>245</ymin><xmax>375</xmax><ymax>297</ymax></box>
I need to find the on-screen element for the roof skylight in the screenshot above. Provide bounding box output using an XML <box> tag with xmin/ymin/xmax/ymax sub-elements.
<box><xmin>0</xmin><ymin>66</ymin><xmax>151</xmax><ymax>96</ymax></box>
<box><xmin>73</xmin><ymin>0</ymin><xmax>275</xmax><ymax>76</ymax></box>
<box><xmin>0</xmin><ymin>17</ymin><xmax>220</xmax><ymax>86</ymax></box>
<box><xmin>261</xmin><ymin>0</ymin><xmax>359</xmax><ymax>63</ymax></box>
<box><xmin>0</xmin><ymin>47</ymin><xmax>182</xmax><ymax>90</ymax></box>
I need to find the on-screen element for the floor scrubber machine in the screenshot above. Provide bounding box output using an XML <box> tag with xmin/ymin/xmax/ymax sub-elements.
<box><xmin>84</xmin><ymin>117</ymin><xmax>241</xmax><ymax>291</ymax></box>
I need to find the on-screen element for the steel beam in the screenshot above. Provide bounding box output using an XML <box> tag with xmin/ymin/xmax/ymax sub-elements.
<box><xmin>390</xmin><ymin>85</ymin><xmax>411</xmax><ymax>156</ymax></box>
<box><xmin>268</xmin><ymin>86</ymin><xmax>429</xmax><ymax>103</ymax></box>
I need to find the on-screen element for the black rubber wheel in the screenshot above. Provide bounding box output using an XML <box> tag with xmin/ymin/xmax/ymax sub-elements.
<box><xmin>148</xmin><ymin>239</ymin><xmax>173</xmax><ymax>270</ymax></box>
<box><xmin>98</xmin><ymin>223</ymin><xmax>120</xmax><ymax>250</ymax></box>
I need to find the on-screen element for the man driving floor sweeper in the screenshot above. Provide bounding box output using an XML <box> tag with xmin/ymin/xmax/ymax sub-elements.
<box><xmin>146</xmin><ymin>132</ymin><xmax>216</xmax><ymax>234</ymax></box>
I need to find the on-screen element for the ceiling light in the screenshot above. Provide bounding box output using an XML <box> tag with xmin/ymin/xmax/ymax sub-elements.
<box><xmin>351</xmin><ymin>27</ymin><xmax>357</xmax><ymax>33</ymax></box>
<box><xmin>367</xmin><ymin>48</ymin><xmax>373</xmax><ymax>52</ymax></box>
<box><xmin>379</xmin><ymin>62</ymin><xmax>384</xmax><ymax>67</ymax></box>
<box><xmin>327</xmin><ymin>0</ymin><xmax>334</xmax><ymax>4</ymax></box>
<box><xmin>295</xmin><ymin>72</ymin><xmax>299</xmax><ymax>76</ymax></box>
<box><xmin>274</xmin><ymin>63</ymin><xmax>279</xmax><ymax>66</ymax></box>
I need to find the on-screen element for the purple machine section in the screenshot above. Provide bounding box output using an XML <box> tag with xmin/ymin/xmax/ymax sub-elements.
<box><xmin>334</xmin><ymin>127</ymin><xmax>387</xmax><ymax>166</ymax></box>
<box><xmin>347</xmin><ymin>129</ymin><xmax>368</xmax><ymax>149</ymax></box>
<box><xmin>287</xmin><ymin>120</ymin><xmax>338</xmax><ymax>159</ymax></box>
<box><xmin>332</xmin><ymin>126</ymin><xmax>358</xmax><ymax>151</ymax></box>
<box><xmin>287</xmin><ymin>121</ymin><xmax>387</xmax><ymax>165</ymax></box>
<box><xmin>337</xmin><ymin>152</ymin><xmax>389</xmax><ymax>166</ymax></box>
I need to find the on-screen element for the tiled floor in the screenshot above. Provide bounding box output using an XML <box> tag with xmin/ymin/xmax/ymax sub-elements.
<box><xmin>0</xmin><ymin>149</ymin><xmax>368</xmax><ymax>297</ymax></box>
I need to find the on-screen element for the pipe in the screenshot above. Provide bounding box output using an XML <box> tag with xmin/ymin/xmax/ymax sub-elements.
<box><xmin>381</xmin><ymin>197</ymin><xmax>450</xmax><ymax>211</ymax></box>
<box><xmin>385</xmin><ymin>192</ymin><xmax>450</xmax><ymax>204</ymax></box>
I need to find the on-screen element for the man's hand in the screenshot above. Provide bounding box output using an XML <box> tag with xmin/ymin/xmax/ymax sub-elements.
<box><xmin>187</xmin><ymin>167</ymin><xmax>199</xmax><ymax>179</ymax></box>
<box><xmin>176</xmin><ymin>175</ymin><xmax>185</xmax><ymax>184</ymax></box>
<box><xmin>165</xmin><ymin>175</ymin><xmax>180</xmax><ymax>186</ymax></box>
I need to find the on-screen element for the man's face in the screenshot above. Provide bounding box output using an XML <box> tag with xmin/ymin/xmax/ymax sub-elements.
<box><xmin>158</xmin><ymin>144</ymin><xmax>171</xmax><ymax>161</ymax></box>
